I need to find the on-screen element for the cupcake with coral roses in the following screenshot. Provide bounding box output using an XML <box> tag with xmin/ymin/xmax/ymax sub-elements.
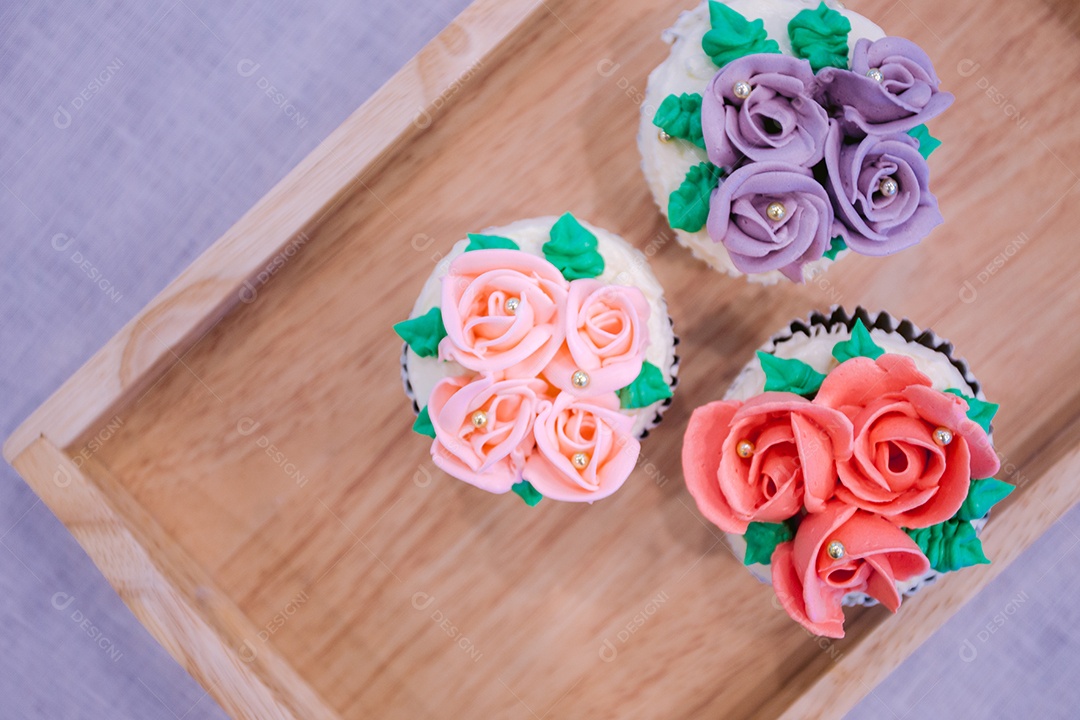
<box><xmin>639</xmin><ymin>0</ymin><xmax>952</xmax><ymax>283</ymax></box>
<box><xmin>396</xmin><ymin>215</ymin><xmax>679</xmax><ymax>505</ymax></box>
<box><xmin>682</xmin><ymin>307</ymin><xmax>1012</xmax><ymax>637</ymax></box>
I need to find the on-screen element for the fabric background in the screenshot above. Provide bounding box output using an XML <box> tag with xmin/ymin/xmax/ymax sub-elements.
<box><xmin>1</xmin><ymin>1</ymin><xmax>1077</xmax><ymax>717</ymax></box>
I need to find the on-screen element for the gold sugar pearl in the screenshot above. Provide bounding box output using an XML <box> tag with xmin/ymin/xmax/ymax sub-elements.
<box><xmin>470</xmin><ymin>410</ymin><xmax>488</xmax><ymax>429</ymax></box>
<box><xmin>879</xmin><ymin>177</ymin><xmax>899</xmax><ymax>197</ymax></box>
<box><xmin>572</xmin><ymin>370</ymin><xmax>590</xmax><ymax>389</ymax></box>
<box><xmin>505</xmin><ymin>297</ymin><xmax>520</xmax><ymax>314</ymax></box>
<box><xmin>766</xmin><ymin>202</ymin><xmax>786</xmax><ymax>222</ymax></box>
<box><xmin>736</xmin><ymin>439</ymin><xmax>755</xmax><ymax>458</ymax></box>
<box><xmin>933</xmin><ymin>427</ymin><xmax>954</xmax><ymax>446</ymax></box>
<box><xmin>733</xmin><ymin>80</ymin><xmax>752</xmax><ymax>99</ymax></box>
<box><xmin>826</xmin><ymin>540</ymin><xmax>846</xmax><ymax>560</ymax></box>
<box><xmin>658</xmin><ymin>129</ymin><xmax>673</xmax><ymax>142</ymax></box>
<box><xmin>572</xmin><ymin>452</ymin><xmax>590</xmax><ymax>469</ymax></box>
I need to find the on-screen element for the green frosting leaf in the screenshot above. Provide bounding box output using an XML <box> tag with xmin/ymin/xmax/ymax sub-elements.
<box><xmin>908</xmin><ymin>124</ymin><xmax>942</xmax><ymax>159</ymax></box>
<box><xmin>823</xmin><ymin>236</ymin><xmax>847</xmax><ymax>261</ymax></box>
<box><xmin>542</xmin><ymin>213</ymin><xmax>605</xmax><ymax>280</ymax></box>
<box><xmin>832</xmin><ymin>318</ymin><xmax>885</xmax><ymax>363</ymax></box>
<box><xmin>957</xmin><ymin>478</ymin><xmax>1015</xmax><ymax>522</ymax></box>
<box><xmin>907</xmin><ymin>478</ymin><xmax>1012</xmax><ymax>570</ymax></box>
<box><xmin>945</xmin><ymin>388</ymin><xmax>999</xmax><ymax>433</ymax></box>
<box><xmin>465</xmin><ymin>233</ymin><xmax>519</xmax><ymax>252</ymax></box>
<box><xmin>393</xmin><ymin>307</ymin><xmax>446</xmax><ymax>358</ymax></box>
<box><xmin>653</xmin><ymin>93</ymin><xmax>705</xmax><ymax>149</ymax></box>
<box><xmin>743</xmin><ymin>521</ymin><xmax>794</xmax><ymax>565</ymax></box>
<box><xmin>413</xmin><ymin>406</ymin><xmax>436</xmax><ymax>438</ymax></box>
<box><xmin>668</xmin><ymin>162</ymin><xmax>722</xmax><ymax>232</ymax></box>
<box><xmin>906</xmin><ymin>519</ymin><xmax>990</xmax><ymax>573</ymax></box>
<box><xmin>788</xmin><ymin>2</ymin><xmax>851</xmax><ymax>72</ymax></box>
<box><xmin>702</xmin><ymin>0</ymin><xmax>780</xmax><ymax>67</ymax></box>
<box><xmin>756</xmin><ymin>350</ymin><xmax>826</xmax><ymax>397</ymax></box>
<box><xmin>617</xmin><ymin>361</ymin><xmax>673</xmax><ymax>409</ymax></box>
<box><xmin>511</xmin><ymin>480</ymin><xmax>543</xmax><ymax>506</ymax></box>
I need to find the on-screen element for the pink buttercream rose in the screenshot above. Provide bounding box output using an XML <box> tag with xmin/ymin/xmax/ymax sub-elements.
<box><xmin>814</xmin><ymin>354</ymin><xmax>1000</xmax><ymax>528</ymax></box>
<box><xmin>440</xmin><ymin>249</ymin><xmax>569</xmax><ymax>377</ymax></box>
<box><xmin>682</xmin><ymin>394</ymin><xmax>854</xmax><ymax>533</ymax></box>
<box><xmin>545</xmin><ymin>279</ymin><xmax>651</xmax><ymax>396</ymax></box>
<box><xmin>524</xmin><ymin>392</ymin><xmax>640</xmax><ymax>502</ymax></box>
<box><xmin>428</xmin><ymin>375</ymin><xmax>549</xmax><ymax>493</ymax></box>
<box><xmin>771</xmin><ymin>501</ymin><xmax>930</xmax><ymax>638</ymax></box>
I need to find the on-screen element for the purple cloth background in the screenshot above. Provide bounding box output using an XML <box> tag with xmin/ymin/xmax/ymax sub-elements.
<box><xmin>1</xmin><ymin>1</ymin><xmax>1077</xmax><ymax>717</ymax></box>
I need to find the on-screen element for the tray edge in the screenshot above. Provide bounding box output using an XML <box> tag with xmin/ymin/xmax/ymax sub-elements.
<box><xmin>768</xmin><ymin>442</ymin><xmax>1080</xmax><ymax>719</ymax></box>
<box><xmin>2</xmin><ymin>0</ymin><xmax>546</xmax><ymax>464</ymax></box>
<box><xmin>12</xmin><ymin>437</ymin><xmax>341</xmax><ymax>720</ymax></box>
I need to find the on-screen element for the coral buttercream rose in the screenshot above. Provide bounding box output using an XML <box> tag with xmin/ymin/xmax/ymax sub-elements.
<box><xmin>815</xmin><ymin>354</ymin><xmax>1000</xmax><ymax>528</ymax></box>
<box><xmin>771</xmin><ymin>501</ymin><xmax>931</xmax><ymax>638</ymax></box>
<box><xmin>545</xmin><ymin>279</ymin><xmax>650</xmax><ymax>396</ymax></box>
<box><xmin>824</xmin><ymin>122</ymin><xmax>942</xmax><ymax>256</ymax></box>
<box><xmin>816</xmin><ymin>36</ymin><xmax>954</xmax><ymax>137</ymax></box>
<box><xmin>682</xmin><ymin>393</ymin><xmax>854</xmax><ymax>533</ymax></box>
<box><xmin>707</xmin><ymin>162</ymin><xmax>835</xmax><ymax>282</ymax></box>
<box><xmin>440</xmin><ymin>249</ymin><xmax>569</xmax><ymax>377</ymax></box>
<box><xmin>701</xmin><ymin>53</ymin><xmax>829</xmax><ymax>169</ymax></box>
<box><xmin>429</xmin><ymin>375</ymin><xmax>549</xmax><ymax>493</ymax></box>
<box><xmin>525</xmin><ymin>392</ymin><xmax>640</xmax><ymax>502</ymax></box>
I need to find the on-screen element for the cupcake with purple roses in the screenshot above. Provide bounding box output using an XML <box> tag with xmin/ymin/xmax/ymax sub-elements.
<box><xmin>639</xmin><ymin>0</ymin><xmax>953</xmax><ymax>283</ymax></box>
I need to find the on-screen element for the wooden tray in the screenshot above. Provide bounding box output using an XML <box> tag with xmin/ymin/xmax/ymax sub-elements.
<box><xmin>7</xmin><ymin>0</ymin><xmax>1080</xmax><ymax>717</ymax></box>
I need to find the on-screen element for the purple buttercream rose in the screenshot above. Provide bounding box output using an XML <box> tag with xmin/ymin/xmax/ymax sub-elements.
<box><xmin>823</xmin><ymin>121</ymin><xmax>942</xmax><ymax>256</ymax></box>
<box><xmin>707</xmin><ymin>162</ymin><xmax>833</xmax><ymax>282</ymax></box>
<box><xmin>701</xmin><ymin>54</ymin><xmax>829</xmax><ymax>170</ymax></box>
<box><xmin>817</xmin><ymin>37</ymin><xmax>954</xmax><ymax>136</ymax></box>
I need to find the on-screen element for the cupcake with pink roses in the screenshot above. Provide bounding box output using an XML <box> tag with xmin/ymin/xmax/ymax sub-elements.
<box><xmin>396</xmin><ymin>214</ymin><xmax>678</xmax><ymax>505</ymax></box>
<box><xmin>639</xmin><ymin>0</ymin><xmax>952</xmax><ymax>283</ymax></box>
<box><xmin>682</xmin><ymin>307</ymin><xmax>1012</xmax><ymax>637</ymax></box>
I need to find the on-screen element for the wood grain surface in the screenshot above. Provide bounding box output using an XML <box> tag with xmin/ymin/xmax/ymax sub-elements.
<box><xmin>7</xmin><ymin>0</ymin><xmax>1080</xmax><ymax>717</ymax></box>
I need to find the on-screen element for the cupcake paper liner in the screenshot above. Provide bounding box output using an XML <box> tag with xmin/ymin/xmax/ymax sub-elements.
<box><xmin>737</xmin><ymin>306</ymin><xmax>986</xmax><ymax>400</ymax></box>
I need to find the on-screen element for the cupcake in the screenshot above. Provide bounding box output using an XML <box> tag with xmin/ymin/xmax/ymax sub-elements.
<box><xmin>396</xmin><ymin>214</ymin><xmax>678</xmax><ymax>505</ymax></box>
<box><xmin>682</xmin><ymin>307</ymin><xmax>1011</xmax><ymax>637</ymax></box>
<box><xmin>640</xmin><ymin>1</ymin><xmax>953</xmax><ymax>283</ymax></box>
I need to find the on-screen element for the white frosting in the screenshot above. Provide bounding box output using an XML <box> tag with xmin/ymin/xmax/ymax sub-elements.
<box><xmin>722</xmin><ymin>322</ymin><xmax>980</xmax><ymax>601</ymax></box>
<box><xmin>725</xmin><ymin>325</ymin><xmax>977</xmax><ymax>401</ymax></box>
<box><xmin>405</xmin><ymin>217</ymin><xmax>677</xmax><ymax>437</ymax></box>
<box><xmin>638</xmin><ymin>0</ymin><xmax>885</xmax><ymax>283</ymax></box>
